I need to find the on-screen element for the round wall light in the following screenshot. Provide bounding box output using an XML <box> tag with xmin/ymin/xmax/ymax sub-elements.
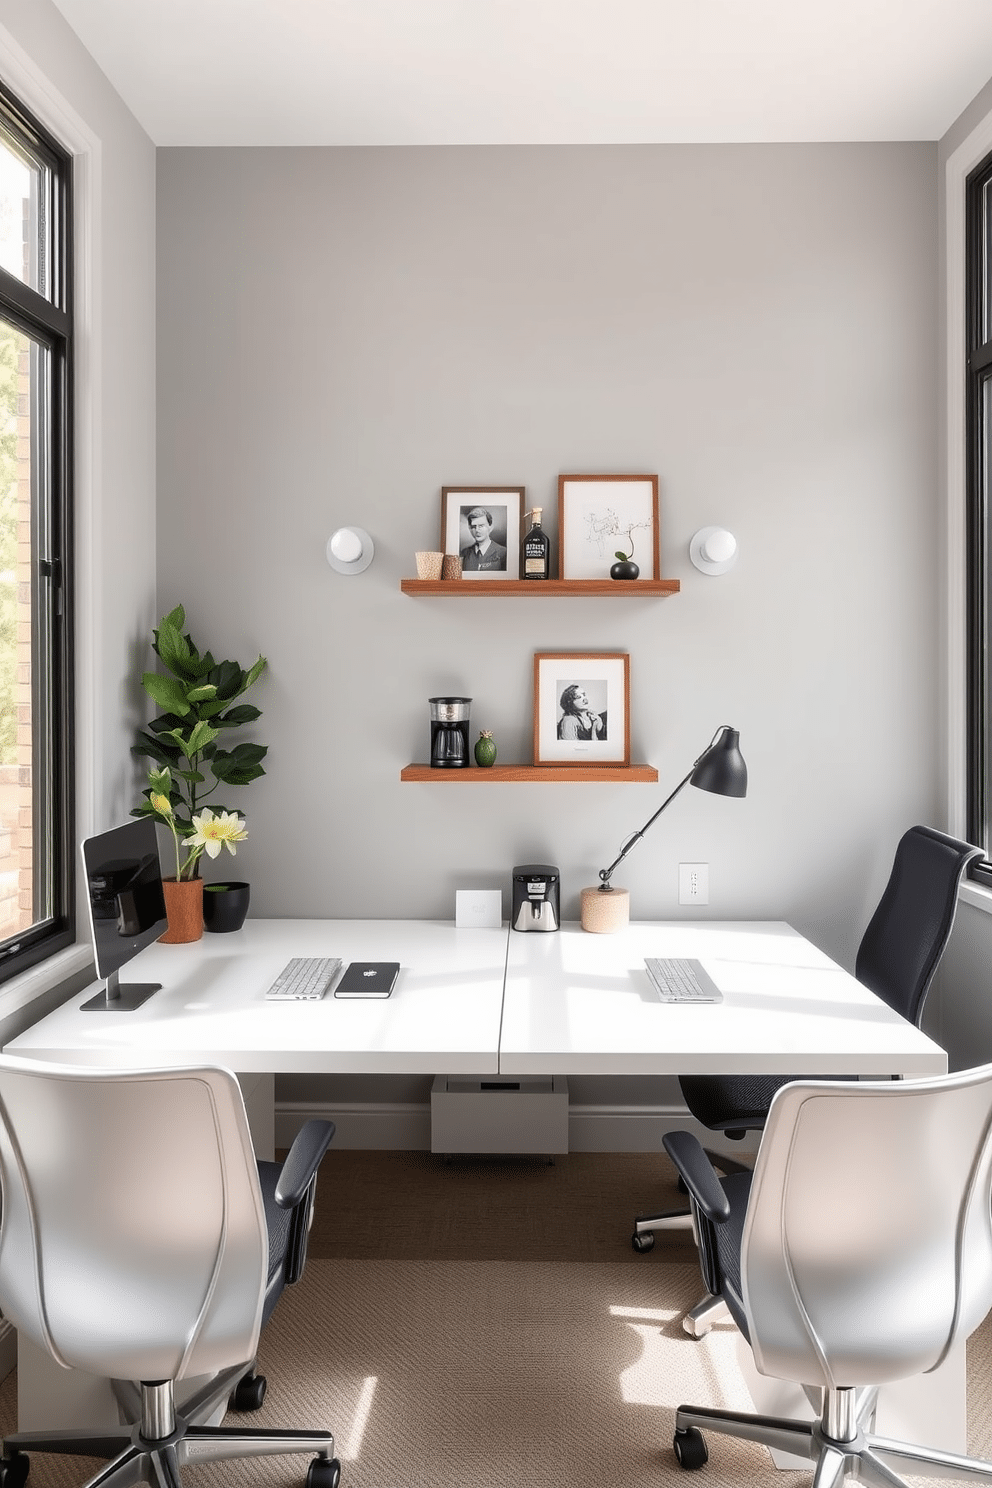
<box><xmin>326</xmin><ymin>526</ymin><xmax>375</xmax><ymax>575</ymax></box>
<box><xmin>689</xmin><ymin>526</ymin><xmax>738</xmax><ymax>576</ymax></box>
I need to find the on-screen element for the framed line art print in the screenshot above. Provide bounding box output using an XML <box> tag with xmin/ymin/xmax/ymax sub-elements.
<box><xmin>533</xmin><ymin>653</ymin><xmax>630</xmax><ymax>766</ymax></box>
<box><xmin>557</xmin><ymin>473</ymin><xmax>660</xmax><ymax>580</ymax></box>
<box><xmin>441</xmin><ymin>487</ymin><xmax>525</xmax><ymax>579</ymax></box>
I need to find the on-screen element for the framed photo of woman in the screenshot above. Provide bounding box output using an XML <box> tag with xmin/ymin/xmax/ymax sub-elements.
<box><xmin>533</xmin><ymin>652</ymin><xmax>630</xmax><ymax>765</ymax></box>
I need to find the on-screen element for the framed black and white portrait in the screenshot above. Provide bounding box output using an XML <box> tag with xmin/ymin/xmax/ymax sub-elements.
<box><xmin>533</xmin><ymin>652</ymin><xmax>630</xmax><ymax>765</ymax></box>
<box><xmin>441</xmin><ymin>487</ymin><xmax>525</xmax><ymax>579</ymax></box>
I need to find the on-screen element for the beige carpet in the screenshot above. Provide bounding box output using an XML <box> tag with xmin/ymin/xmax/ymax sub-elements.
<box><xmin>1</xmin><ymin>1151</ymin><xmax>991</xmax><ymax>1487</ymax></box>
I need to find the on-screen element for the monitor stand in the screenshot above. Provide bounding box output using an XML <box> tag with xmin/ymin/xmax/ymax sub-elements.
<box><xmin>81</xmin><ymin>968</ymin><xmax>162</xmax><ymax>1012</ymax></box>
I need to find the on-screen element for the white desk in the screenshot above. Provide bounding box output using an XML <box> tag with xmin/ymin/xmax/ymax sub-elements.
<box><xmin>6</xmin><ymin>918</ymin><xmax>946</xmax><ymax>1081</ymax></box>
<box><xmin>4</xmin><ymin>918</ymin><xmax>947</xmax><ymax>1153</ymax></box>
<box><xmin>6</xmin><ymin>920</ymin><xmax>509</xmax><ymax>1076</ymax></box>
<box><xmin>500</xmin><ymin>921</ymin><xmax>946</xmax><ymax>1077</ymax></box>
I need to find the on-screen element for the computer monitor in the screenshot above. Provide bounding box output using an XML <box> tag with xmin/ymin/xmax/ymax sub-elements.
<box><xmin>80</xmin><ymin>817</ymin><xmax>168</xmax><ymax>1011</ymax></box>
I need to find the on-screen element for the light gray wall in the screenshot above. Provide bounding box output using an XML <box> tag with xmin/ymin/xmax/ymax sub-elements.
<box><xmin>157</xmin><ymin>143</ymin><xmax>940</xmax><ymax>977</ymax></box>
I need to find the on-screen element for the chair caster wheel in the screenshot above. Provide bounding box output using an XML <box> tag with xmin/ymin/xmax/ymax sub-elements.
<box><xmin>673</xmin><ymin>1427</ymin><xmax>708</xmax><ymax>1470</ymax></box>
<box><xmin>0</xmin><ymin>1452</ymin><xmax>30</xmax><ymax>1488</ymax></box>
<box><xmin>307</xmin><ymin>1456</ymin><xmax>341</xmax><ymax>1488</ymax></box>
<box><xmin>631</xmin><ymin>1231</ymin><xmax>655</xmax><ymax>1252</ymax></box>
<box><xmin>231</xmin><ymin>1372</ymin><xmax>267</xmax><ymax>1411</ymax></box>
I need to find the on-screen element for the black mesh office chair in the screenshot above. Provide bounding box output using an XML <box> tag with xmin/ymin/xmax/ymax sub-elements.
<box><xmin>632</xmin><ymin>826</ymin><xmax>983</xmax><ymax>1318</ymax></box>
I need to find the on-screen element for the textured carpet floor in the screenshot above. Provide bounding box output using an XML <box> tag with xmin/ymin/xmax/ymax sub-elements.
<box><xmin>303</xmin><ymin>1149</ymin><xmax>700</xmax><ymax>1262</ymax></box>
<box><xmin>1</xmin><ymin>1151</ymin><xmax>990</xmax><ymax>1488</ymax></box>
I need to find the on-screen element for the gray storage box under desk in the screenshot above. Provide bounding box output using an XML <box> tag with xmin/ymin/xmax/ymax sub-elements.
<box><xmin>430</xmin><ymin>1074</ymin><xmax>569</xmax><ymax>1154</ymax></box>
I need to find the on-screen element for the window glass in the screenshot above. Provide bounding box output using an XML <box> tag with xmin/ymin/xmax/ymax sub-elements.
<box><xmin>0</xmin><ymin>84</ymin><xmax>72</xmax><ymax>983</ymax></box>
<box><xmin>0</xmin><ymin>131</ymin><xmax>48</xmax><ymax>297</ymax></box>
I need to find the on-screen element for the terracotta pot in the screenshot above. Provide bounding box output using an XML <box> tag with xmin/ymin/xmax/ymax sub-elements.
<box><xmin>159</xmin><ymin>877</ymin><xmax>204</xmax><ymax>943</ymax></box>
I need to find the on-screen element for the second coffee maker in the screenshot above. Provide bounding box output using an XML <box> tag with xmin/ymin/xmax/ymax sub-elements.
<box><xmin>511</xmin><ymin>864</ymin><xmax>561</xmax><ymax>932</ymax></box>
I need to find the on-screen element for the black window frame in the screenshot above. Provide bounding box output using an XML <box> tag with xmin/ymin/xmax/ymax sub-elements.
<box><xmin>0</xmin><ymin>78</ymin><xmax>74</xmax><ymax>984</ymax></box>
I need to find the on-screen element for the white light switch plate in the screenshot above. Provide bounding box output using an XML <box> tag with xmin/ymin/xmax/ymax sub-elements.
<box><xmin>455</xmin><ymin>889</ymin><xmax>503</xmax><ymax>929</ymax></box>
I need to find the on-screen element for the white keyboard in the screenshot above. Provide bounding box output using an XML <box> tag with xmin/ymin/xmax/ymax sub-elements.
<box><xmin>265</xmin><ymin>957</ymin><xmax>342</xmax><ymax>1001</ymax></box>
<box><xmin>645</xmin><ymin>957</ymin><xmax>723</xmax><ymax>1003</ymax></box>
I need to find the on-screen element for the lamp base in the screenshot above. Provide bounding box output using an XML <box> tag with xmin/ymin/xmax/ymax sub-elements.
<box><xmin>580</xmin><ymin>886</ymin><xmax>630</xmax><ymax>934</ymax></box>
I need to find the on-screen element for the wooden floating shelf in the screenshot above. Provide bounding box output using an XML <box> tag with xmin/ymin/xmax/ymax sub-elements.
<box><xmin>400</xmin><ymin>578</ymin><xmax>680</xmax><ymax>597</ymax></box>
<box><xmin>401</xmin><ymin>763</ymin><xmax>659</xmax><ymax>783</ymax></box>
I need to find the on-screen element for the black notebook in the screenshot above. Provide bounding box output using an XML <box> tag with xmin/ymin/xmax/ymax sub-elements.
<box><xmin>333</xmin><ymin>961</ymin><xmax>400</xmax><ymax>998</ymax></box>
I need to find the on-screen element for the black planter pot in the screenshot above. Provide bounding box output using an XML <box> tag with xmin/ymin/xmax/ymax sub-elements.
<box><xmin>202</xmin><ymin>880</ymin><xmax>251</xmax><ymax>933</ymax></box>
<box><xmin>610</xmin><ymin>560</ymin><xmax>640</xmax><ymax>580</ymax></box>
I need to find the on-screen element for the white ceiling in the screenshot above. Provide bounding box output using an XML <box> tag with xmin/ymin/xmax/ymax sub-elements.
<box><xmin>48</xmin><ymin>0</ymin><xmax>992</xmax><ymax>147</ymax></box>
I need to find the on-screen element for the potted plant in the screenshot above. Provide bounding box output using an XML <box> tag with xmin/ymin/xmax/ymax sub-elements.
<box><xmin>132</xmin><ymin>605</ymin><xmax>267</xmax><ymax>940</ymax></box>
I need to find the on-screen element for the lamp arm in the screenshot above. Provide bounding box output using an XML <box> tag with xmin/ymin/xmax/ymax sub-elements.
<box><xmin>597</xmin><ymin>770</ymin><xmax>694</xmax><ymax>888</ymax></box>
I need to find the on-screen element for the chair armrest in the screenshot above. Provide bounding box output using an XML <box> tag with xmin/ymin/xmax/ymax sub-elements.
<box><xmin>275</xmin><ymin>1119</ymin><xmax>335</xmax><ymax>1209</ymax></box>
<box><xmin>663</xmin><ymin>1130</ymin><xmax>731</xmax><ymax>1224</ymax></box>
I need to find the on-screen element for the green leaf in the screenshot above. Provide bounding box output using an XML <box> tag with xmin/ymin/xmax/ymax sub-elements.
<box><xmin>243</xmin><ymin>655</ymin><xmax>267</xmax><ymax>690</ymax></box>
<box><xmin>217</xmin><ymin>704</ymin><xmax>261</xmax><ymax>727</ymax></box>
<box><xmin>132</xmin><ymin>736</ymin><xmax>182</xmax><ymax>767</ymax></box>
<box><xmin>184</xmin><ymin>719</ymin><xmax>221</xmax><ymax>757</ymax></box>
<box><xmin>185</xmin><ymin>684</ymin><xmax>218</xmax><ymax>703</ymax></box>
<box><xmin>214</xmin><ymin>742</ymin><xmax>268</xmax><ymax>766</ymax></box>
<box><xmin>142</xmin><ymin>672</ymin><xmax>191</xmax><ymax>716</ymax></box>
<box><xmin>155</xmin><ymin>617</ymin><xmax>197</xmax><ymax>680</ymax></box>
<box><xmin>208</xmin><ymin>659</ymin><xmax>242</xmax><ymax>699</ymax></box>
<box><xmin>216</xmin><ymin>764</ymin><xmax>267</xmax><ymax>786</ymax></box>
<box><xmin>173</xmin><ymin>768</ymin><xmax>205</xmax><ymax>783</ymax></box>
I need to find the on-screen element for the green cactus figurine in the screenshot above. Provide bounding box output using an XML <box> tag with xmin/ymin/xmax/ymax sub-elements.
<box><xmin>474</xmin><ymin>729</ymin><xmax>497</xmax><ymax>767</ymax></box>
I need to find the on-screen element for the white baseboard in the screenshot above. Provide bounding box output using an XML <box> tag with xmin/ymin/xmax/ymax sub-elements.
<box><xmin>275</xmin><ymin>1100</ymin><xmax>759</xmax><ymax>1157</ymax></box>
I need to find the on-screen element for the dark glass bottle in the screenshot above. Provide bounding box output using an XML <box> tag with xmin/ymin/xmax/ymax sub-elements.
<box><xmin>521</xmin><ymin>507</ymin><xmax>551</xmax><ymax>580</ymax></box>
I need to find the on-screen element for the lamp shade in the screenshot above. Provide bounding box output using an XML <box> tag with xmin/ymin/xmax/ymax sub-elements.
<box><xmin>689</xmin><ymin>726</ymin><xmax>748</xmax><ymax>798</ymax></box>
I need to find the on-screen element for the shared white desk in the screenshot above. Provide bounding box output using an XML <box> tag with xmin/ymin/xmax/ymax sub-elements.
<box><xmin>1</xmin><ymin>918</ymin><xmax>959</xmax><ymax>1453</ymax></box>
<box><xmin>4</xmin><ymin>918</ymin><xmax>945</xmax><ymax>1158</ymax></box>
<box><xmin>5</xmin><ymin>916</ymin><xmax>946</xmax><ymax>1080</ymax></box>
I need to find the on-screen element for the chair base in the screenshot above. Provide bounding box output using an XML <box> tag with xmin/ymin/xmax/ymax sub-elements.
<box><xmin>633</xmin><ymin>1148</ymin><xmax>753</xmax><ymax>1252</ymax></box>
<box><xmin>0</xmin><ymin>1368</ymin><xmax>339</xmax><ymax>1488</ymax></box>
<box><xmin>674</xmin><ymin>1393</ymin><xmax>992</xmax><ymax>1487</ymax></box>
<box><xmin>682</xmin><ymin>1292</ymin><xmax>731</xmax><ymax>1338</ymax></box>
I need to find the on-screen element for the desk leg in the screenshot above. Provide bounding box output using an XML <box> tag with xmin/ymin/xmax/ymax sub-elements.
<box><xmin>734</xmin><ymin>1332</ymin><xmax>967</xmax><ymax>1470</ymax></box>
<box><xmin>238</xmin><ymin>1072</ymin><xmax>274</xmax><ymax>1160</ymax></box>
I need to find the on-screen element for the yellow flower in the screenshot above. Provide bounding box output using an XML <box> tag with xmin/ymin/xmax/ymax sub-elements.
<box><xmin>187</xmin><ymin>808</ymin><xmax>248</xmax><ymax>859</ymax></box>
<box><xmin>150</xmin><ymin>792</ymin><xmax>173</xmax><ymax>818</ymax></box>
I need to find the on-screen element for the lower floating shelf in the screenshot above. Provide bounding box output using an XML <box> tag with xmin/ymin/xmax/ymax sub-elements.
<box><xmin>401</xmin><ymin>763</ymin><xmax>659</xmax><ymax>783</ymax></box>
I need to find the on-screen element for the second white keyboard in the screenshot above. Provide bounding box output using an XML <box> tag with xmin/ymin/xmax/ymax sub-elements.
<box><xmin>265</xmin><ymin>957</ymin><xmax>342</xmax><ymax>1000</ymax></box>
<box><xmin>645</xmin><ymin>957</ymin><xmax>723</xmax><ymax>1003</ymax></box>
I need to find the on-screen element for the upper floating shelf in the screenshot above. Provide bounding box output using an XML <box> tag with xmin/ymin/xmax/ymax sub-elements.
<box><xmin>400</xmin><ymin>578</ymin><xmax>681</xmax><ymax>597</ymax></box>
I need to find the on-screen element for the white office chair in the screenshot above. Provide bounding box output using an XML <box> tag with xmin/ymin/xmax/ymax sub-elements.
<box><xmin>664</xmin><ymin>1064</ymin><xmax>992</xmax><ymax>1484</ymax></box>
<box><xmin>0</xmin><ymin>1055</ymin><xmax>340</xmax><ymax>1488</ymax></box>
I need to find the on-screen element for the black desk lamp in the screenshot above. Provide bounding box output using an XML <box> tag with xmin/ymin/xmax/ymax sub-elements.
<box><xmin>580</xmin><ymin>725</ymin><xmax>748</xmax><ymax>932</ymax></box>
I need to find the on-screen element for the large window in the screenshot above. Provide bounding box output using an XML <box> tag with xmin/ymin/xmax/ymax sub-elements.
<box><xmin>0</xmin><ymin>81</ymin><xmax>73</xmax><ymax>983</ymax></box>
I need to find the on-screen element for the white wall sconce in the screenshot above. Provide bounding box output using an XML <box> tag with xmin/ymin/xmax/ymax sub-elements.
<box><xmin>326</xmin><ymin>526</ymin><xmax>374</xmax><ymax>575</ymax></box>
<box><xmin>689</xmin><ymin>526</ymin><xmax>738</xmax><ymax>576</ymax></box>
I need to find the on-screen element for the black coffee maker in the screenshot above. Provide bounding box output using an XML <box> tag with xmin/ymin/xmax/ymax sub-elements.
<box><xmin>429</xmin><ymin>696</ymin><xmax>472</xmax><ymax>768</ymax></box>
<box><xmin>511</xmin><ymin>864</ymin><xmax>560</xmax><ymax>932</ymax></box>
